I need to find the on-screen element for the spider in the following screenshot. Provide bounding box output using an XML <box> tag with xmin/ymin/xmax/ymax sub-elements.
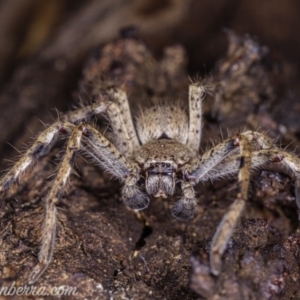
<box><xmin>1</xmin><ymin>82</ymin><xmax>300</xmax><ymax>284</ymax></box>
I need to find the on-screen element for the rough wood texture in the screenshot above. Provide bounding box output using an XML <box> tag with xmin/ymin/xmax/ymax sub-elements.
<box><xmin>1</xmin><ymin>1</ymin><xmax>300</xmax><ymax>299</ymax></box>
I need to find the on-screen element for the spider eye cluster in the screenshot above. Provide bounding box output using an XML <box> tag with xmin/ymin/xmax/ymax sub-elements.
<box><xmin>150</xmin><ymin>162</ymin><xmax>171</xmax><ymax>168</ymax></box>
<box><xmin>147</xmin><ymin>162</ymin><xmax>174</xmax><ymax>176</ymax></box>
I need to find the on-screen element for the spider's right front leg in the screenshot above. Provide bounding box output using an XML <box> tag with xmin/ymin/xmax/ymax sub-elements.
<box><xmin>185</xmin><ymin>133</ymin><xmax>252</xmax><ymax>275</ymax></box>
<box><xmin>28</xmin><ymin>122</ymin><xmax>145</xmax><ymax>284</ymax></box>
<box><xmin>28</xmin><ymin>123</ymin><xmax>84</xmax><ymax>284</ymax></box>
<box><xmin>0</xmin><ymin>95</ymin><xmax>130</xmax><ymax>194</ymax></box>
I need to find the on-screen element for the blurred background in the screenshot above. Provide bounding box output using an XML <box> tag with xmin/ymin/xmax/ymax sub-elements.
<box><xmin>0</xmin><ymin>0</ymin><xmax>299</xmax><ymax>162</ymax></box>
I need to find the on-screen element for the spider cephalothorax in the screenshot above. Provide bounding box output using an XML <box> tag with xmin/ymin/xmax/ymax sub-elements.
<box><xmin>132</xmin><ymin>139</ymin><xmax>193</xmax><ymax>199</ymax></box>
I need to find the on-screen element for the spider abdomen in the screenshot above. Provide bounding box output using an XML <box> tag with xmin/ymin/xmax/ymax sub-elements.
<box><xmin>136</xmin><ymin>104</ymin><xmax>189</xmax><ymax>144</ymax></box>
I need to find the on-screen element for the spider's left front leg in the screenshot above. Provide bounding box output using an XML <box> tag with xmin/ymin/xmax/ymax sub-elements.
<box><xmin>209</xmin><ymin>134</ymin><xmax>252</xmax><ymax>275</ymax></box>
<box><xmin>185</xmin><ymin>133</ymin><xmax>252</xmax><ymax>275</ymax></box>
<box><xmin>172</xmin><ymin>135</ymin><xmax>242</xmax><ymax>219</ymax></box>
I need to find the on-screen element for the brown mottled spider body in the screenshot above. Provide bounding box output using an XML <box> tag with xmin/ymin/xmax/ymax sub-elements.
<box><xmin>1</xmin><ymin>79</ymin><xmax>300</xmax><ymax>285</ymax></box>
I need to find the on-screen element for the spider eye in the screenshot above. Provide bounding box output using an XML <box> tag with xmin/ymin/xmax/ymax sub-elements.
<box><xmin>161</xmin><ymin>163</ymin><xmax>165</xmax><ymax>167</ymax></box>
<box><xmin>150</xmin><ymin>163</ymin><xmax>154</xmax><ymax>168</ymax></box>
<box><xmin>166</xmin><ymin>163</ymin><xmax>171</xmax><ymax>167</ymax></box>
<box><xmin>155</xmin><ymin>163</ymin><xmax>159</xmax><ymax>167</ymax></box>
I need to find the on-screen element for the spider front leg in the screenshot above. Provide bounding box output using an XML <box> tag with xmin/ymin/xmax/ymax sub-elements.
<box><xmin>205</xmin><ymin>131</ymin><xmax>295</xmax><ymax>275</ymax></box>
<box><xmin>172</xmin><ymin>135</ymin><xmax>242</xmax><ymax>220</ymax></box>
<box><xmin>210</xmin><ymin>135</ymin><xmax>252</xmax><ymax>275</ymax></box>
<box><xmin>28</xmin><ymin>123</ymin><xmax>85</xmax><ymax>284</ymax></box>
<box><xmin>0</xmin><ymin>87</ymin><xmax>143</xmax><ymax>284</ymax></box>
<box><xmin>28</xmin><ymin>122</ymin><xmax>143</xmax><ymax>284</ymax></box>
<box><xmin>185</xmin><ymin>133</ymin><xmax>252</xmax><ymax>275</ymax></box>
<box><xmin>201</xmin><ymin>147</ymin><xmax>300</xmax><ymax>275</ymax></box>
<box><xmin>1</xmin><ymin>86</ymin><xmax>137</xmax><ymax>194</ymax></box>
<box><xmin>81</xmin><ymin>124</ymin><xmax>150</xmax><ymax>210</ymax></box>
<box><xmin>206</xmin><ymin>149</ymin><xmax>300</xmax><ymax>208</ymax></box>
<box><xmin>0</xmin><ymin>89</ymin><xmax>137</xmax><ymax>195</ymax></box>
<box><xmin>186</xmin><ymin>135</ymin><xmax>241</xmax><ymax>181</ymax></box>
<box><xmin>183</xmin><ymin>130</ymin><xmax>275</xmax><ymax>273</ymax></box>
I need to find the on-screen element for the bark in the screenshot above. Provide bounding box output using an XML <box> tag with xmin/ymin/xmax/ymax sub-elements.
<box><xmin>1</xmin><ymin>1</ymin><xmax>300</xmax><ymax>299</ymax></box>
